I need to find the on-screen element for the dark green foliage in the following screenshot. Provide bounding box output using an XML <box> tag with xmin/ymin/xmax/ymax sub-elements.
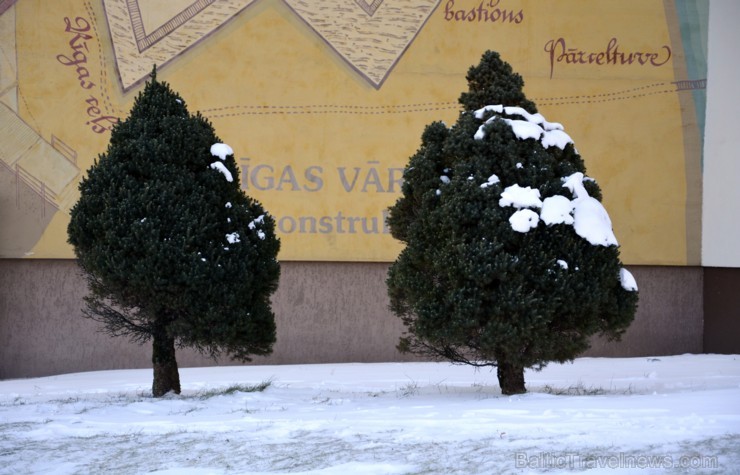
<box><xmin>68</xmin><ymin>69</ymin><xmax>280</xmax><ymax>396</ymax></box>
<box><xmin>458</xmin><ymin>51</ymin><xmax>538</xmax><ymax>114</ymax></box>
<box><xmin>387</xmin><ymin>52</ymin><xmax>637</xmax><ymax>395</ymax></box>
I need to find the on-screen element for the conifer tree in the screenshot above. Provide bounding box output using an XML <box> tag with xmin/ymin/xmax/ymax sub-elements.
<box><xmin>68</xmin><ymin>69</ymin><xmax>280</xmax><ymax>397</ymax></box>
<box><xmin>387</xmin><ymin>51</ymin><xmax>638</xmax><ymax>395</ymax></box>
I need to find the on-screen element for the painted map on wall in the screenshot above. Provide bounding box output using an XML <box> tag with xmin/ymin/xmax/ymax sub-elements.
<box><xmin>0</xmin><ymin>0</ymin><xmax>707</xmax><ymax>264</ymax></box>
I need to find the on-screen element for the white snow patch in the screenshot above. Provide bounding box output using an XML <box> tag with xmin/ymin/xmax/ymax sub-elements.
<box><xmin>209</xmin><ymin>162</ymin><xmax>233</xmax><ymax>182</ymax></box>
<box><xmin>225</xmin><ymin>232</ymin><xmax>241</xmax><ymax>244</ymax></box>
<box><xmin>474</xmin><ymin>125</ymin><xmax>488</xmax><ymax>141</ymax></box>
<box><xmin>225</xmin><ymin>202</ymin><xmax>232</xmax><ymax>208</ymax></box>
<box><xmin>210</xmin><ymin>143</ymin><xmax>233</xmax><ymax>160</ymax></box>
<box><xmin>563</xmin><ymin>173</ymin><xmax>618</xmax><ymax>246</ymax></box>
<box><xmin>473</xmin><ymin>105</ymin><xmax>573</xmax><ymax>149</ymax></box>
<box><xmin>557</xmin><ymin>259</ymin><xmax>568</xmax><ymax>270</ymax></box>
<box><xmin>516</xmin><ymin>162</ymin><xmax>523</xmax><ymax>169</ymax></box>
<box><xmin>248</xmin><ymin>215</ymin><xmax>265</xmax><ymax>230</ymax></box>
<box><xmin>480</xmin><ymin>174</ymin><xmax>500</xmax><ymax>189</ymax></box>
<box><xmin>499</xmin><ymin>184</ymin><xmax>542</xmax><ymax>209</ymax></box>
<box><xmin>620</xmin><ymin>268</ymin><xmax>638</xmax><ymax>291</ymax></box>
<box><xmin>541</xmin><ymin>129</ymin><xmax>574</xmax><ymax>149</ymax></box>
<box><xmin>0</xmin><ymin>356</ymin><xmax>737</xmax><ymax>474</ymax></box>
<box><xmin>540</xmin><ymin>195</ymin><xmax>575</xmax><ymax>226</ymax></box>
<box><xmin>509</xmin><ymin>209</ymin><xmax>540</xmax><ymax>233</ymax></box>
<box><xmin>440</xmin><ymin>175</ymin><xmax>451</xmax><ymax>184</ymax></box>
<box><xmin>506</xmin><ymin>119</ymin><xmax>543</xmax><ymax>141</ymax></box>
<box><xmin>473</xmin><ymin>104</ymin><xmax>504</xmax><ymax>119</ymax></box>
<box><xmin>257</xmin><ymin>230</ymin><xmax>266</xmax><ymax>240</ymax></box>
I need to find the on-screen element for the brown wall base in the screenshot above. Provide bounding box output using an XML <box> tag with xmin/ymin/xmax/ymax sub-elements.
<box><xmin>585</xmin><ymin>266</ymin><xmax>704</xmax><ymax>357</ymax></box>
<box><xmin>0</xmin><ymin>260</ymin><xmax>732</xmax><ymax>380</ymax></box>
<box><xmin>704</xmin><ymin>267</ymin><xmax>740</xmax><ymax>354</ymax></box>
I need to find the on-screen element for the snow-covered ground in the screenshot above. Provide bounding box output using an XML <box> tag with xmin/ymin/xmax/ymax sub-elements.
<box><xmin>1</xmin><ymin>355</ymin><xmax>738</xmax><ymax>474</ymax></box>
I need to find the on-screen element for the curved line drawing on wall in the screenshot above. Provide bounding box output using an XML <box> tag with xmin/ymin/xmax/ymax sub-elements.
<box><xmin>127</xmin><ymin>0</ymin><xmax>216</xmax><ymax>53</ymax></box>
<box><xmin>103</xmin><ymin>0</ymin><xmax>441</xmax><ymax>92</ymax></box>
<box><xmin>193</xmin><ymin>81</ymin><xmax>706</xmax><ymax>119</ymax></box>
<box><xmin>0</xmin><ymin>105</ymin><xmax>82</xmax><ymax>258</ymax></box>
<box><xmin>283</xmin><ymin>0</ymin><xmax>441</xmax><ymax>89</ymax></box>
<box><xmin>103</xmin><ymin>0</ymin><xmax>259</xmax><ymax>92</ymax></box>
<box><xmin>0</xmin><ymin>5</ymin><xmax>80</xmax><ymax>258</ymax></box>
<box><xmin>354</xmin><ymin>0</ymin><xmax>386</xmax><ymax>17</ymax></box>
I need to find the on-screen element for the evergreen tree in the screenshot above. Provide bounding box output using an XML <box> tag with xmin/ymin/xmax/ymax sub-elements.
<box><xmin>68</xmin><ymin>69</ymin><xmax>280</xmax><ymax>397</ymax></box>
<box><xmin>387</xmin><ymin>51</ymin><xmax>638</xmax><ymax>395</ymax></box>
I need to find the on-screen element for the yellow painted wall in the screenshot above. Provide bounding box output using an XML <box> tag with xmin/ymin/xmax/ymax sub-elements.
<box><xmin>1</xmin><ymin>0</ymin><xmax>704</xmax><ymax>264</ymax></box>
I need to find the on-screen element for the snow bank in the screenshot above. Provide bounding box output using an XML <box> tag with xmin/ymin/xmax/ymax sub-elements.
<box><xmin>0</xmin><ymin>356</ymin><xmax>737</xmax><ymax>473</ymax></box>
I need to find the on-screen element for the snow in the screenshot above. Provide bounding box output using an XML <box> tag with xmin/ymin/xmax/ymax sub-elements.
<box><xmin>620</xmin><ymin>268</ymin><xmax>638</xmax><ymax>291</ymax></box>
<box><xmin>480</xmin><ymin>174</ymin><xmax>500</xmax><ymax>189</ymax></box>
<box><xmin>498</xmin><ymin>184</ymin><xmax>542</xmax><ymax>209</ymax></box>
<box><xmin>247</xmin><ymin>215</ymin><xmax>267</xmax><ymax>240</ymax></box>
<box><xmin>225</xmin><ymin>202</ymin><xmax>232</xmax><ymax>208</ymax></box>
<box><xmin>540</xmin><ymin>195</ymin><xmax>575</xmax><ymax>226</ymax></box>
<box><xmin>471</xmin><ymin>105</ymin><xmax>614</xmax><ymax>245</ymax></box>
<box><xmin>210</xmin><ymin>162</ymin><xmax>233</xmax><ymax>182</ymax></box>
<box><xmin>509</xmin><ymin>209</ymin><xmax>540</xmax><ymax>233</ymax></box>
<box><xmin>473</xmin><ymin>104</ymin><xmax>504</xmax><ymax>118</ymax></box>
<box><xmin>225</xmin><ymin>232</ymin><xmax>240</xmax><ymax>244</ymax></box>
<box><xmin>473</xmin><ymin>105</ymin><xmax>573</xmax><ymax>150</ymax></box>
<box><xmin>563</xmin><ymin>173</ymin><xmax>618</xmax><ymax>247</ymax></box>
<box><xmin>541</xmin><ymin>129</ymin><xmax>574</xmax><ymax>150</ymax></box>
<box><xmin>440</xmin><ymin>175</ymin><xmax>451</xmax><ymax>184</ymax></box>
<box><xmin>486</xmin><ymin>172</ymin><xmax>617</xmax><ymax>247</ymax></box>
<box><xmin>210</xmin><ymin>143</ymin><xmax>233</xmax><ymax>161</ymax></box>
<box><xmin>210</xmin><ymin>144</ymin><xmax>235</xmax><ymax>181</ymax></box>
<box><xmin>469</xmin><ymin>106</ymin><xmax>626</xmax><ymax>290</ymax></box>
<box><xmin>249</xmin><ymin>215</ymin><xmax>265</xmax><ymax>230</ymax></box>
<box><xmin>506</xmin><ymin>119</ymin><xmax>543</xmax><ymax>141</ymax></box>
<box><xmin>0</xmin><ymin>355</ymin><xmax>738</xmax><ymax>474</ymax></box>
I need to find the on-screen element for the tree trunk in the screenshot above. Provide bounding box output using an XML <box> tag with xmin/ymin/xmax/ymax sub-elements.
<box><xmin>152</xmin><ymin>328</ymin><xmax>180</xmax><ymax>397</ymax></box>
<box><xmin>497</xmin><ymin>360</ymin><xmax>526</xmax><ymax>395</ymax></box>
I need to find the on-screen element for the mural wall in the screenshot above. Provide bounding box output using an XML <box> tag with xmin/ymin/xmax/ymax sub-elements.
<box><xmin>0</xmin><ymin>0</ymin><xmax>707</xmax><ymax>264</ymax></box>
